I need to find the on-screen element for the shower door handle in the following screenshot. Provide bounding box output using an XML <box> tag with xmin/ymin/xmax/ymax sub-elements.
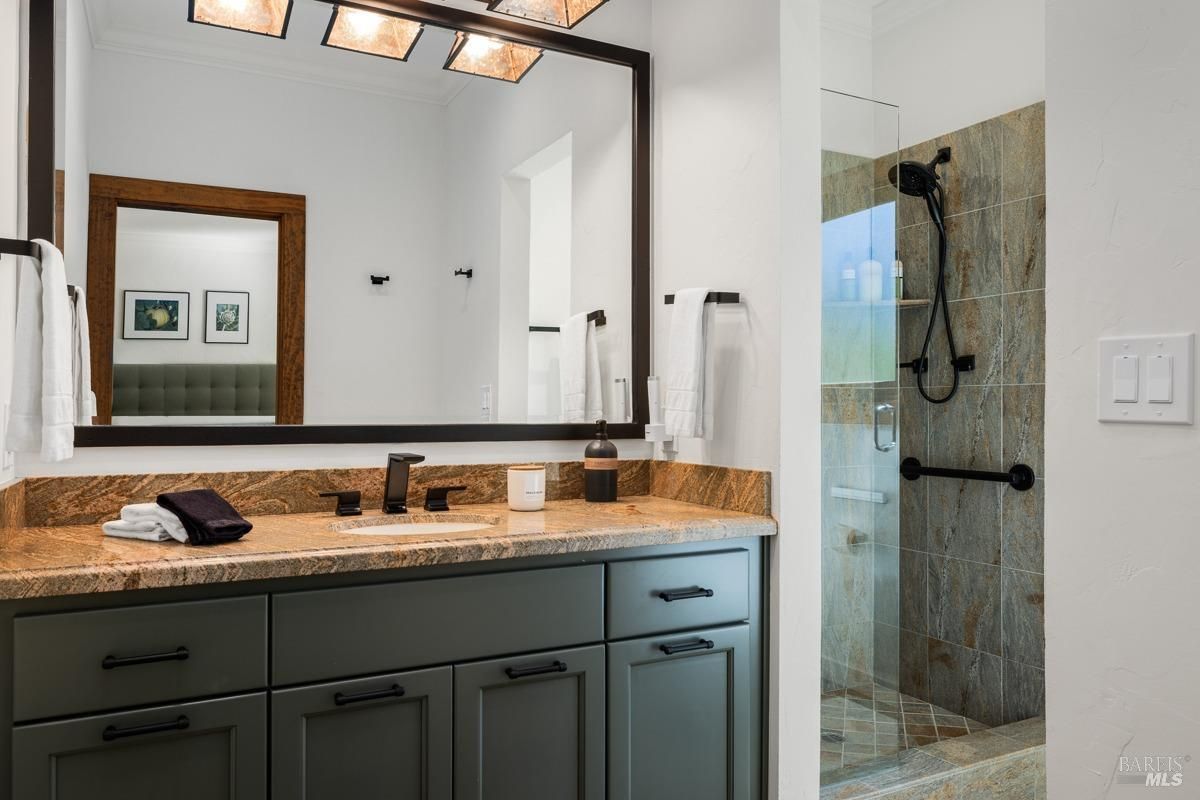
<box><xmin>874</xmin><ymin>403</ymin><xmax>897</xmax><ymax>452</ymax></box>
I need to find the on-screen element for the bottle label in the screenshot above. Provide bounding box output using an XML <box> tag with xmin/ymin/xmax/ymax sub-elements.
<box><xmin>584</xmin><ymin>457</ymin><xmax>619</xmax><ymax>471</ymax></box>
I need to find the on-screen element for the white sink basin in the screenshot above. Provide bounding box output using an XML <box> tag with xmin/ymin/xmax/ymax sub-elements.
<box><xmin>330</xmin><ymin>515</ymin><xmax>497</xmax><ymax>536</ymax></box>
<box><xmin>342</xmin><ymin>522</ymin><xmax>492</xmax><ymax>536</ymax></box>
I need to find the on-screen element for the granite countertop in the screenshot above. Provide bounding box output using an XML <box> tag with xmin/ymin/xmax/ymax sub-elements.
<box><xmin>0</xmin><ymin>497</ymin><xmax>777</xmax><ymax>600</ymax></box>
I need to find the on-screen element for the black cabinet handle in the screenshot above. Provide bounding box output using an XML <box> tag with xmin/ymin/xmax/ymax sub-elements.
<box><xmin>101</xmin><ymin>646</ymin><xmax>189</xmax><ymax>670</ymax></box>
<box><xmin>657</xmin><ymin>587</ymin><xmax>715</xmax><ymax>602</ymax></box>
<box><xmin>103</xmin><ymin>715</ymin><xmax>189</xmax><ymax>741</ymax></box>
<box><xmin>505</xmin><ymin>660</ymin><xmax>568</xmax><ymax>680</ymax></box>
<box><xmin>334</xmin><ymin>684</ymin><xmax>405</xmax><ymax>706</ymax></box>
<box><xmin>660</xmin><ymin>638</ymin><xmax>716</xmax><ymax>656</ymax></box>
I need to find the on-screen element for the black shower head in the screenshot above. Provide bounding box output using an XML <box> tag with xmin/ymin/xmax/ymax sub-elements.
<box><xmin>888</xmin><ymin>161</ymin><xmax>939</xmax><ymax>197</ymax></box>
<box><xmin>887</xmin><ymin>146</ymin><xmax>952</xmax><ymax>197</ymax></box>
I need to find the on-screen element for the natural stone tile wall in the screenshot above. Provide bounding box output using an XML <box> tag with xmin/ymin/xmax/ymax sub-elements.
<box><xmin>881</xmin><ymin>102</ymin><xmax>1046</xmax><ymax>726</ymax></box>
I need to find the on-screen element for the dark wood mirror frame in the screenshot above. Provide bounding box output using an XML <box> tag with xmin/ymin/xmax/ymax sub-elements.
<box><xmin>26</xmin><ymin>0</ymin><xmax>651</xmax><ymax>446</ymax></box>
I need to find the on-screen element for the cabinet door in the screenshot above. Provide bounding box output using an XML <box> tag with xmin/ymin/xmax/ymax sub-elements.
<box><xmin>12</xmin><ymin>693</ymin><xmax>266</xmax><ymax>800</ymax></box>
<box><xmin>608</xmin><ymin>624</ymin><xmax>753</xmax><ymax>800</ymax></box>
<box><xmin>454</xmin><ymin>644</ymin><xmax>605</xmax><ymax>800</ymax></box>
<box><xmin>271</xmin><ymin>667</ymin><xmax>451</xmax><ymax>800</ymax></box>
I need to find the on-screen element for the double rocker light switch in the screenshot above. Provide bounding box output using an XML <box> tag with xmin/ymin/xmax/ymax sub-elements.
<box><xmin>1098</xmin><ymin>334</ymin><xmax>1194</xmax><ymax>424</ymax></box>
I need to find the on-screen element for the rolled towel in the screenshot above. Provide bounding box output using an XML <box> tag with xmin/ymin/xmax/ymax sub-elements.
<box><xmin>102</xmin><ymin>519</ymin><xmax>175</xmax><ymax>543</ymax></box>
<box><xmin>157</xmin><ymin>489</ymin><xmax>253</xmax><ymax>545</ymax></box>
<box><xmin>120</xmin><ymin>503</ymin><xmax>188</xmax><ymax>543</ymax></box>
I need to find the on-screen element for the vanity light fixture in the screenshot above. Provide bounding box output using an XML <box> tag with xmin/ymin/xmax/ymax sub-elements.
<box><xmin>322</xmin><ymin>6</ymin><xmax>425</xmax><ymax>62</ymax></box>
<box><xmin>444</xmin><ymin>32</ymin><xmax>544</xmax><ymax>84</ymax></box>
<box><xmin>478</xmin><ymin>0</ymin><xmax>610</xmax><ymax>29</ymax></box>
<box><xmin>187</xmin><ymin>0</ymin><xmax>294</xmax><ymax>38</ymax></box>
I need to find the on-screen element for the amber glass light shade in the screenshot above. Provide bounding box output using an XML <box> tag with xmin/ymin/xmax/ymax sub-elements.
<box><xmin>481</xmin><ymin>0</ymin><xmax>609</xmax><ymax>29</ymax></box>
<box><xmin>322</xmin><ymin>6</ymin><xmax>424</xmax><ymax>62</ymax></box>
<box><xmin>444</xmin><ymin>32</ymin><xmax>544</xmax><ymax>84</ymax></box>
<box><xmin>188</xmin><ymin>0</ymin><xmax>294</xmax><ymax>38</ymax></box>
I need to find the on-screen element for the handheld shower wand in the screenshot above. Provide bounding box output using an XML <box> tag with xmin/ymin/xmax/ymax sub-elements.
<box><xmin>888</xmin><ymin>147</ymin><xmax>973</xmax><ymax>404</ymax></box>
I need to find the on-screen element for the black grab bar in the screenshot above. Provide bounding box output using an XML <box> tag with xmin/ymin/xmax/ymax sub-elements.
<box><xmin>900</xmin><ymin>457</ymin><xmax>1036</xmax><ymax>492</ymax></box>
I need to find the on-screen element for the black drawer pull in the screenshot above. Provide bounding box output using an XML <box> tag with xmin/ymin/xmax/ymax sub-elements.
<box><xmin>657</xmin><ymin>587</ymin><xmax>715</xmax><ymax>602</ymax></box>
<box><xmin>505</xmin><ymin>660</ymin><xmax>568</xmax><ymax>680</ymax></box>
<box><xmin>660</xmin><ymin>638</ymin><xmax>716</xmax><ymax>656</ymax></box>
<box><xmin>102</xmin><ymin>715</ymin><xmax>189</xmax><ymax>742</ymax></box>
<box><xmin>101</xmin><ymin>646</ymin><xmax>189</xmax><ymax>670</ymax></box>
<box><xmin>334</xmin><ymin>684</ymin><xmax>405</xmax><ymax>706</ymax></box>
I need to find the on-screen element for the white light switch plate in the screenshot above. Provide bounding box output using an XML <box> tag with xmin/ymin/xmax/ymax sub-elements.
<box><xmin>1098</xmin><ymin>334</ymin><xmax>1194</xmax><ymax>424</ymax></box>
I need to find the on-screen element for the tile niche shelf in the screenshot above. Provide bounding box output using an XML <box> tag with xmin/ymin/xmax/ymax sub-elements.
<box><xmin>826</xmin><ymin>298</ymin><xmax>932</xmax><ymax>309</ymax></box>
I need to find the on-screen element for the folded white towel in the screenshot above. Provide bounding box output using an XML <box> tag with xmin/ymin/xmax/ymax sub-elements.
<box><xmin>664</xmin><ymin>288</ymin><xmax>711</xmax><ymax>439</ymax></box>
<box><xmin>70</xmin><ymin>285</ymin><xmax>97</xmax><ymax>425</ymax></box>
<box><xmin>6</xmin><ymin>241</ymin><xmax>75</xmax><ymax>461</ymax></box>
<box><xmin>560</xmin><ymin>312</ymin><xmax>589</xmax><ymax>423</ymax></box>
<box><xmin>120</xmin><ymin>503</ymin><xmax>188</xmax><ymax>543</ymax></box>
<box><xmin>102</xmin><ymin>519</ymin><xmax>175</xmax><ymax>542</ymax></box>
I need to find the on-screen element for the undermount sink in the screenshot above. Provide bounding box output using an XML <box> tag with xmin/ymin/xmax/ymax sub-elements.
<box><xmin>331</xmin><ymin>515</ymin><xmax>497</xmax><ymax>536</ymax></box>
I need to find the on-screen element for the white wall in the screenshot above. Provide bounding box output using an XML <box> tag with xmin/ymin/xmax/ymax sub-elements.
<box><xmin>777</xmin><ymin>0</ymin><xmax>823</xmax><ymax>795</ymax></box>
<box><xmin>1046</xmin><ymin>0</ymin><xmax>1200</xmax><ymax>794</ymax></box>
<box><xmin>873</xmin><ymin>0</ymin><xmax>1044</xmax><ymax>149</ymax></box>
<box><xmin>820</xmin><ymin>0</ymin><xmax>1045</xmax><ymax>154</ymax></box>
<box><xmin>112</xmin><ymin>212</ymin><xmax>278</xmax><ymax>365</ymax></box>
<box><xmin>651</xmin><ymin>0</ymin><xmax>782</xmax><ymax>473</ymax></box>
<box><xmin>60</xmin><ymin>0</ymin><xmax>89</xmax><ymax>281</ymax></box>
<box><xmin>0</xmin><ymin>0</ymin><xmax>23</xmax><ymax>484</ymax></box>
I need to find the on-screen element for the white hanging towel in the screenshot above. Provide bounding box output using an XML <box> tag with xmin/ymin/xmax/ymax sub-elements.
<box><xmin>664</xmin><ymin>287</ymin><xmax>710</xmax><ymax>438</ymax></box>
<box><xmin>560</xmin><ymin>311</ymin><xmax>601</xmax><ymax>423</ymax></box>
<box><xmin>5</xmin><ymin>240</ymin><xmax>75</xmax><ymax>462</ymax></box>
<box><xmin>585</xmin><ymin>319</ymin><xmax>604</xmax><ymax>422</ymax></box>
<box><xmin>70</xmin><ymin>285</ymin><xmax>97</xmax><ymax>425</ymax></box>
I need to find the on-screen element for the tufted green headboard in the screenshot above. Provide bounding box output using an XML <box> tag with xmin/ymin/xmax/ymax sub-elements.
<box><xmin>112</xmin><ymin>364</ymin><xmax>277</xmax><ymax>418</ymax></box>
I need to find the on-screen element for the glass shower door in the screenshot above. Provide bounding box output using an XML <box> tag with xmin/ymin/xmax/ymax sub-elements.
<box><xmin>819</xmin><ymin>89</ymin><xmax>904</xmax><ymax>783</ymax></box>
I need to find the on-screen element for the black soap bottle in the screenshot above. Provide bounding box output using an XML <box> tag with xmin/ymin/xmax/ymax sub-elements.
<box><xmin>584</xmin><ymin>420</ymin><xmax>619</xmax><ymax>502</ymax></box>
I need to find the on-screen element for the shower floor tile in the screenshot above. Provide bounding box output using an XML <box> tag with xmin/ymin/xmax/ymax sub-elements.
<box><xmin>819</xmin><ymin>683</ymin><xmax>991</xmax><ymax>780</ymax></box>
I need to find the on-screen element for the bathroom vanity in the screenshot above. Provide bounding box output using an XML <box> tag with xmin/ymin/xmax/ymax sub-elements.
<box><xmin>0</xmin><ymin>496</ymin><xmax>772</xmax><ymax>800</ymax></box>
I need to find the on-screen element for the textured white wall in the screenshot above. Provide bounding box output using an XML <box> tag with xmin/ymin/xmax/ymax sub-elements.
<box><xmin>1046</xmin><ymin>0</ymin><xmax>1200</xmax><ymax>795</ymax></box>
<box><xmin>651</xmin><ymin>0</ymin><xmax>782</xmax><ymax>473</ymax></box>
<box><xmin>873</xmin><ymin>0</ymin><xmax>1044</xmax><ymax>150</ymax></box>
<box><xmin>777</xmin><ymin>0</ymin><xmax>823</xmax><ymax>795</ymax></box>
<box><xmin>0</xmin><ymin>0</ymin><xmax>22</xmax><ymax>484</ymax></box>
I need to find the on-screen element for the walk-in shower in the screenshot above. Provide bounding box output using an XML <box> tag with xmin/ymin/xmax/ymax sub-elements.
<box><xmin>819</xmin><ymin>88</ymin><xmax>1047</xmax><ymax>794</ymax></box>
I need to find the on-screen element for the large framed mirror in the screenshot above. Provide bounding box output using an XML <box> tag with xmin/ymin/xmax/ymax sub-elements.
<box><xmin>27</xmin><ymin>0</ymin><xmax>650</xmax><ymax>446</ymax></box>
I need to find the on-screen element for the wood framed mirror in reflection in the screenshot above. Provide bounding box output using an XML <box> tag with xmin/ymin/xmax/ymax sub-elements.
<box><xmin>26</xmin><ymin>0</ymin><xmax>650</xmax><ymax>446</ymax></box>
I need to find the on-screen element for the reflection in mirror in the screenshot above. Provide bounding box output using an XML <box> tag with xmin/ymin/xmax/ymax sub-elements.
<box><xmin>112</xmin><ymin>210</ymin><xmax>279</xmax><ymax>426</ymax></box>
<box><xmin>55</xmin><ymin>0</ymin><xmax>635</xmax><ymax>429</ymax></box>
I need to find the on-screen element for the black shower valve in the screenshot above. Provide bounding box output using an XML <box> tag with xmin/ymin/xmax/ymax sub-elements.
<box><xmin>899</xmin><ymin>357</ymin><xmax>929</xmax><ymax>375</ymax></box>
<box><xmin>951</xmin><ymin>355</ymin><xmax>976</xmax><ymax>373</ymax></box>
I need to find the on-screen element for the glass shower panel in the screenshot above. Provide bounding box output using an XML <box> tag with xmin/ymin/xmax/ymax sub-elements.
<box><xmin>820</xmin><ymin>89</ymin><xmax>903</xmax><ymax>783</ymax></box>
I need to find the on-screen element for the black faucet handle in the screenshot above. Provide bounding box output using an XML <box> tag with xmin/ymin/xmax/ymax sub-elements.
<box><xmin>320</xmin><ymin>491</ymin><xmax>362</xmax><ymax>517</ymax></box>
<box><xmin>389</xmin><ymin>453</ymin><xmax>426</xmax><ymax>465</ymax></box>
<box><xmin>424</xmin><ymin>486</ymin><xmax>468</xmax><ymax>513</ymax></box>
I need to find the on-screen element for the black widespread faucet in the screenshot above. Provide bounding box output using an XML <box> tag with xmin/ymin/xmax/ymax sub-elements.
<box><xmin>384</xmin><ymin>453</ymin><xmax>425</xmax><ymax>514</ymax></box>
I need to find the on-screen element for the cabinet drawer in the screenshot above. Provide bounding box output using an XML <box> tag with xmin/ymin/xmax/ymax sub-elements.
<box><xmin>607</xmin><ymin>550</ymin><xmax>750</xmax><ymax>639</ymax></box>
<box><xmin>12</xmin><ymin>692</ymin><xmax>267</xmax><ymax>799</ymax></box>
<box><xmin>273</xmin><ymin>565</ymin><xmax>604</xmax><ymax>685</ymax></box>
<box><xmin>13</xmin><ymin>596</ymin><xmax>268</xmax><ymax>722</ymax></box>
<box><xmin>272</xmin><ymin>667</ymin><xmax>452</xmax><ymax>800</ymax></box>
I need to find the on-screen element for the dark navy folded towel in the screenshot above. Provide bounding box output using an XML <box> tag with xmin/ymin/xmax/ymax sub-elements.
<box><xmin>157</xmin><ymin>489</ymin><xmax>252</xmax><ymax>545</ymax></box>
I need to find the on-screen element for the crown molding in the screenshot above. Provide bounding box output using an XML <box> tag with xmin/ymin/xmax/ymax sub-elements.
<box><xmin>821</xmin><ymin>1</ymin><xmax>873</xmax><ymax>41</ymax></box>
